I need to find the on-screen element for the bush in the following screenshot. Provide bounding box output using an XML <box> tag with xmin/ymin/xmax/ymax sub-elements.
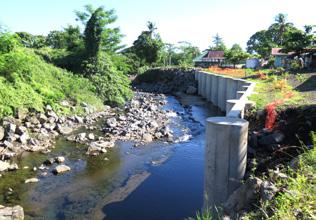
<box><xmin>0</xmin><ymin>42</ymin><xmax>103</xmax><ymax>117</ymax></box>
<box><xmin>82</xmin><ymin>53</ymin><xmax>133</xmax><ymax>106</ymax></box>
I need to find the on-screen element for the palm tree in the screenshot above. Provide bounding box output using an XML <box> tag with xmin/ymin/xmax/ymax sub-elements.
<box><xmin>269</xmin><ymin>13</ymin><xmax>293</xmax><ymax>46</ymax></box>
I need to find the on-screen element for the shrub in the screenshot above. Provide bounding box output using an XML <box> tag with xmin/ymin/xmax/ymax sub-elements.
<box><xmin>82</xmin><ymin>53</ymin><xmax>133</xmax><ymax>106</ymax></box>
<box><xmin>0</xmin><ymin>43</ymin><xmax>103</xmax><ymax>117</ymax></box>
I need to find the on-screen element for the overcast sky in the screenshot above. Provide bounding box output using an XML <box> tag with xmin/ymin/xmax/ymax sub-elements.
<box><xmin>1</xmin><ymin>0</ymin><xmax>316</xmax><ymax>50</ymax></box>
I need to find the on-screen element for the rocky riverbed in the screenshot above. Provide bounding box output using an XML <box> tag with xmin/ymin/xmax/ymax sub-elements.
<box><xmin>0</xmin><ymin>91</ymin><xmax>182</xmax><ymax>218</ymax></box>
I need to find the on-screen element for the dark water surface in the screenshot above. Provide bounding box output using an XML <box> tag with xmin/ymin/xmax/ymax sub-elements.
<box><xmin>0</xmin><ymin>95</ymin><xmax>222</xmax><ymax>220</ymax></box>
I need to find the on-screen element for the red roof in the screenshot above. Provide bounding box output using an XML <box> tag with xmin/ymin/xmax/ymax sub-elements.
<box><xmin>207</xmin><ymin>50</ymin><xmax>225</xmax><ymax>59</ymax></box>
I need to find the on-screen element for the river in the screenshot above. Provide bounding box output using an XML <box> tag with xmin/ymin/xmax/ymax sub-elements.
<box><xmin>0</xmin><ymin>94</ymin><xmax>222</xmax><ymax>220</ymax></box>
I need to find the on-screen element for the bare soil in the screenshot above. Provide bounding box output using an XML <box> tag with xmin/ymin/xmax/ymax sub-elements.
<box><xmin>287</xmin><ymin>71</ymin><xmax>316</xmax><ymax>104</ymax></box>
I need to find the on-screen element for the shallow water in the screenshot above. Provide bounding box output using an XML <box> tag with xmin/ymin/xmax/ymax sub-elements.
<box><xmin>0</xmin><ymin>95</ymin><xmax>222</xmax><ymax>220</ymax></box>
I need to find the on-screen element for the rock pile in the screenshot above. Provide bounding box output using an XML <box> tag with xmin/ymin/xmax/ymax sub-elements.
<box><xmin>84</xmin><ymin>92</ymin><xmax>172</xmax><ymax>155</ymax></box>
<box><xmin>134</xmin><ymin>68</ymin><xmax>198</xmax><ymax>95</ymax></box>
<box><xmin>102</xmin><ymin>92</ymin><xmax>172</xmax><ymax>141</ymax></box>
<box><xmin>0</xmin><ymin>102</ymin><xmax>105</xmax><ymax>160</ymax></box>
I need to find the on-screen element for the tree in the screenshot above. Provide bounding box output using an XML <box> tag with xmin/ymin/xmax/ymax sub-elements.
<box><xmin>132</xmin><ymin>21</ymin><xmax>163</xmax><ymax>65</ymax></box>
<box><xmin>46</xmin><ymin>30</ymin><xmax>67</xmax><ymax>49</ymax></box>
<box><xmin>15</xmin><ymin>32</ymin><xmax>46</xmax><ymax>49</ymax></box>
<box><xmin>176</xmin><ymin>41</ymin><xmax>200</xmax><ymax>66</ymax></box>
<box><xmin>283</xmin><ymin>28</ymin><xmax>315</xmax><ymax>53</ymax></box>
<box><xmin>268</xmin><ymin>13</ymin><xmax>294</xmax><ymax>46</ymax></box>
<box><xmin>211</xmin><ymin>33</ymin><xmax>226</xmax><ymax>51</ymax></box>
<box><xmin>246</xmin><ymin>30</ymin><xmax>276</xmax><ymax>58</ymax></box>
<box><xmin>76</xmin><ymin>5</ymin><xmax>122</xmax><ymax>58</ymax></box>
<box><xmin>225</xmin><ymin>44</ymin><xmax>249</xmax><ymax>68</ymax></box>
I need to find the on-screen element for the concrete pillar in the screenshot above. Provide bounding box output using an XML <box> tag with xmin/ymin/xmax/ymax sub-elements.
<box><xmin>226</xmin><ymin>78</ymin><xmax>239</xmax><ymax>100</ymax></box>
<box><xmin>195</xmin><ymin>71</ymin><xmax>198</xmax><ymax>81</ymax></box>
<box><xmin>236</xmin><ymin>91</ymin><xmax>246</xmax><ymax>99</ymax></box>
<box><xmin>201</xmin><ymin>72</ymin><xmax>207</xmax><ymax>98</ymax></box>
<box><xmin>217</xmin><ymin>77</ymin><xmax>227</xmax><ymax>111</ymax></box>
<box><xmin>206</xmin><ymin>73</ymin><xmax>212</xmax><ymax>101</ymax></box>
<box><xmin>237</xmin><ymin>80</ymin><xmax>250</xmax><ymax>90</ymax></box>
<box><xmin>198</xmin><ymin>72</ymin><xmax>202</xmax><ymax>95</ymax></box>
<box><xmin>211</xmin><ymin>75</ymin><xmax>219</xmax><ymax>106</ymax></box>
<box><xmin>226</xmin><ymin>99</ymin><xmax>238</xmax><ymax>113</ymax></box>
<box><xmin>204</xmin><ymin>117</ymin><xmax>248</xmax><ymax>212</ymax></box>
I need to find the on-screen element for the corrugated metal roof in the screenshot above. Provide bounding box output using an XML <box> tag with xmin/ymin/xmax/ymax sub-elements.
<box><xmin>271</xmin><ymin>48</ymin><xmax>295</xmax><ymax>56</ymax></box>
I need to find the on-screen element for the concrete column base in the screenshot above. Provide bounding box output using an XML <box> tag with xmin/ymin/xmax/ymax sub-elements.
<box><xmin>204</xmin><ymin>117</ymin><xmax>248</xmax><ymax>212</ymax></box>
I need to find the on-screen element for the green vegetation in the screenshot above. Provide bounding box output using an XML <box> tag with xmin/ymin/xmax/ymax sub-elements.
<box><xmin>0</xmin><ymin>4</ymin><xmax>135</xmax><ymax>117</ymax></box>
<box><xmin>249</xmin><ymin>73</ymin><xmax>305</xmax><ymax>109</ymax></box>
<box><xmin>0</xmin><ymin>33</ymin><xmax>103</xmax><ymax>117</ymax></box>
<box><xmin>244</xmin><ymin>134</ymin><xmax>316</xmax><ymax>219</ymax></box>
<box><xmin>247</xmin><ymin>13</ymin><xmax>316</xmax><ymax>58</ymax></box>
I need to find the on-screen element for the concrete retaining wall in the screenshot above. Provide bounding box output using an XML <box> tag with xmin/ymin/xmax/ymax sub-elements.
<box><xmin>195</xmin><ymin>71</ymin><xmax>256</xmax><ymax>214</ymax></box>
<box><xmin>194</xmin><ymin>71</ymin><xmax>255</xmax><ymax>117</ymax></box>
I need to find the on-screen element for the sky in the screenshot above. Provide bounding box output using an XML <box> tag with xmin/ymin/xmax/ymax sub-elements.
<box><xmin>1</xmin><ymin>0</ymin><xmax>316</xmax><ymax>50</ymax></box>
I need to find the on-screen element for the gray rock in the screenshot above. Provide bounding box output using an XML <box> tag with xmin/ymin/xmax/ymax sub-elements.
<box><xmin>19</xmin><ymin>133</ymin><xmax>29</xmax><ymax>144</ymax></box>
<box><xmin>224</xmin><ymin>177</ymin><xmax>263</xmax><ymax>213</ymax></box>
<box><xmin>0</xmin><ymin>161</ymin><xmax>10</xmax><ymax>172</ymax></box>
<box><xmin>76</xmin><ymin>133</ymin><xmax>86</xmax><ymax>141</ymax></box>
<box><xmin>45</xmin><ymin>105</ymin><xmax>53</xmax><ymax>111</ymax></box>
<box><xmin>46</xmin><ymin>110</ymin><xmax>58</xmax><ymax>120</ymax></box>
<box><xmin>142</xmin><ymin>133</ymin><xmax>153</xmax><ymax>142</ymax></box>
<box><xmin>53</xmin><ymin>165</ymin><xmax>71</xmax><ymax>174</ymax></box>
<box><xmin>88</xmin><ymin>133</ymin><xmax>95</xmax><ymax>140</ymax></box>
<box><xmin>55</xmin><ymin>156</ymin><xmax>65</xmax><ymax>163</ymax></box>
<box><xmin>28</xmin><ymin>116</ymin><xmax>40</xmax><ymax>125</ymax></box>
<box><xmin>258</xmin><ymin>131</ymin><xmax>285</xmax><ymax>148</ymax></box>
<box><xmin>0</xmin><ymin>205</ymin><xmax>24</xmax><ymax>220</ymax></box>
<box><xmin>43</xmin><ymin>158</ymin><xmax>54</xmax><ymax>165</ymax></box>
<box><xmin>186</xmin><ymin>86</ymin><xmax>197</xmax><ymax>94</ymax></box>
<box><xmin>260</xmin><ymin>181</ymin><xmax>278</xmax><ymax>201</ymax></box>
<box><xmin>24</xmin><ymin>122</ymin><xmax>32</xmax><ymax>128</ymax></box>
<box><xmin>86</xmin><ymin>141</ymin><xmax>114</xmax><ymax>155</ymax></box>
<box><xmin>38</xmin><ymin>113</ymin><xmax>48</xmax><ymax>124</ymax></box>
<box><xmin>6</xmin><ymin>123</ymin><xmax>16</xmax><ymax>134</ymax></box>
<box><xmin>106</xmin><ymin>118</ymin><xmax>117</xmax><ymax>128</ymax></box>
<box><xmin>89</xmin><ymin>141</ymin><xmax>115</xmax><ymax>149</ymax></box>
<box><xmin>57</xmin><ymin>125</ymin><xmax>73</xmax><ymax>135</ymax></box>
<box><xmin>3</xmin><ymin>141</ymin><xmax>13</xmax><ymax>149</ymax></box>
<box><xmin>16</xmin><ymin>108</ymin><xmax>28</xmax><ymax>120</ymax></box>
<box><xmin>74</xmin><ymin>116</ymin><xmax>84</xmax><ymax>124</ymax></box>
<box><xmin>8</xmin><ymin>163</ymin><xmax>19</xmax><ymax>171</ymax></box>
<box><xmin>25</xmin><ymin>178</ymin><xmax>39</xmax><ymax>183</ymax></box>
<box><xmin>16</xmin><ymin>126</ymin><xmax>27</xmax><ymax>136</ymax></box>
<box><xmin>0</xmin><ymin>126</ymin><xmax>4</xmax><ymax>141</ymax></box>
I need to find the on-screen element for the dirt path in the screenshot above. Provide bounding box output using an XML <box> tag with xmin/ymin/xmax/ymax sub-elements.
<box><xmin>287</xmin><ymin>72</ymin><xmax>316</xmax><ymax>104</ymax></box>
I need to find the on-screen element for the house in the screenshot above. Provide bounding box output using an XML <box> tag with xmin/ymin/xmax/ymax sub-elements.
<box><xmin>300</xmin><ymin>48</ymin><xmax>316</xmax><ymax>68</ymax></box>
<box><xmin>271</xmin><ymin>48</ymin><xmax>316</xmax><ymax>68</ymax></box>
<box><xmin>271</xmin><ymin>48</ymin><xmax>294</xmax><ymax>68</ymax></box>
<box><xmin>193</xmin><ymin>50</ymin><xmax>225</xmax><ymax>67</ymax></box>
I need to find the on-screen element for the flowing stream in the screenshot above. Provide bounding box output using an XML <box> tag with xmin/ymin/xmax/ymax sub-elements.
<box><xmin>0</xmin><ymin>95</ymin><xmax>222</xmax><ymax>220</ymax></box>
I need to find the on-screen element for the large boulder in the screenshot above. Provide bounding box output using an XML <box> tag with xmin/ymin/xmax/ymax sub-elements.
<box><xmin>53</xmin><ymin>165</ymin><xmax>71</xmax><ymax>174</ymax></box>
<box><xmin>224</xmin><ymin>177</ymin><xmax>263</xmax><ymax>213</ymax></box>
<box><xmin>56</xmin><ymin>125</ymin><xmax>73</xmax><ymax>135</ymax></box>
<box><xmin>0</xmin><ymin>205</ymin><xmax>24</xmax><ymax>220</ymax></box>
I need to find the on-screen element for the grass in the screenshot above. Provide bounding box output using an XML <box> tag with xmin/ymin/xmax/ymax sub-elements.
<box><xmin>243</xmin><ymin>133</ymin><xmax>316</xmax><ymax>220</ymax></box>
<box><xmin>248</xmin><ymin>73</ymin><xmax>305</xmax><ymax>110</ymax></box>
<box><xmin>0</xmin><ymin>47</ymin><xmax>104</xmax><ymax>117</ymax></box>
